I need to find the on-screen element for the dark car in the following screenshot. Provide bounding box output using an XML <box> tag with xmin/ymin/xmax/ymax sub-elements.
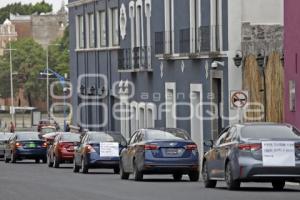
<box><xmin>47</xmin><ymin>133</ymin><xmax>81</xmax><ymax>168</ymax></box>
<box><xmin>73</xmin><ymin>131</ymin><xmax>127</xmax><ymax>174</ymax></box>
<box><xmin>4</xmin><ymin>132</ymin><xmax>48</xmax><ymax>163</ymax></box>
<box><xmin>202</xmin><ymin>123</ymin><xmax>300</xmax><ymax>190</ymax></box>
<box><xmin>119</xmin><ymin>128</ymin><xmax>199</xmax><ymax>181</ymax></box>
<box><xmin>0</xmin><ymin>132</ymin><xmax>13</xmax><ymax>159</ymax></box>
<box><xmin>37</xmin><ymin>119</ymin><xmax>54</xmax><ymax>132</ymax></box>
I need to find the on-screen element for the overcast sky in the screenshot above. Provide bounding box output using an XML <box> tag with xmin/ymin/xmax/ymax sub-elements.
<box><xmin>0</xmin><ymin>0</ymin><xmax>65</xmax><ymax>12</ymax></box>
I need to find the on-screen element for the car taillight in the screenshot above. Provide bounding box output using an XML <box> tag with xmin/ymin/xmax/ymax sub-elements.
<box><xmin>238</xmin><ymin>143</ymin><xmax>261</xmax><ymax>151</ymax></box>
<box><xmin>186</xmin><ymin>144</ymin><xmax>198</xmax><ymax>151</ymax></box>
<box><xmin>16</xmin><ymin>142</ymin><xmax>22</xmax><ymax>148</ymax></box>
<box><xmin>295</xmin><ymin>143</ymin><xmax>300</xmax><ymax>150</ymax></box>
<box><xmin>85</xmin><ymin>145</ymin><xmax>96</xmax><ymax>153</ymax></box>
<box><xmin>42</xmin><ymin>142</ymin><xmax>47</xmax><ymax>148</ymax></box>
<box><xmin>144</xmin><ymin>144</ymin><xmax>159</xmax><ymax>150</ymax></box>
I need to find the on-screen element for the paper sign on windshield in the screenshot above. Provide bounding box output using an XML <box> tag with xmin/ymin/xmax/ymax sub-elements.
<box><xmin>100</xmin><ymin>142</ymin><xmax>119</xmax><ymax>157</ymax></box>
<box><xmin>262</xmin><ymin>141</ymin><xmax>295</xmax><ymax>167</ymax></box>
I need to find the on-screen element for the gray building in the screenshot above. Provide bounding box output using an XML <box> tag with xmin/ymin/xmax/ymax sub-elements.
<box><xmin>68</xmin><ymin>0</ymin><xmax>229</xmax><ymax>155</ymax></box>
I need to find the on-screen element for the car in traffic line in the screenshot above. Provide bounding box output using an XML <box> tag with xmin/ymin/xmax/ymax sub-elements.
<box><xmin>119</xmin><ymin>128</ymin><xmax>199</xmax><ymax>182</ymax></box>
<box><xmin>73</xmin><ymin>131</ymin><xmax>127</xmax><ymax>174</ymax></box>
<box><xmin>39</xmin><ymin>126</ymin><xmax>57</xmax><ymax>137</ymax></box>
<box><xmin>4</xmin><ymin>132</ymin><xmax>48</xmax><ymax>163</ymax></box>
<box><xmin>202</xmin><ymin>123</ymin><xmax>300</xmax><ymax>190</ymax></box>
<box><xmin>0</xmin><ymin>132</ymin><xmax>13</xmax><ymax>159</ymax></box>
<box><xmin>47</xmin><ymin>133</ymin><xmax>80</xmax><ymax>168</ymax></box>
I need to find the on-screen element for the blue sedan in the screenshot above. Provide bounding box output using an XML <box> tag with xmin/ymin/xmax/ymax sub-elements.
<box><xmin>120</xmin><ymin>128</ymin><xmax>199</xmax><ymax>181</ymax></box>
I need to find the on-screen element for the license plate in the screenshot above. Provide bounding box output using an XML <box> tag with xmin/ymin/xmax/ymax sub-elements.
<box><xmin>165</xmin><ymin>148</ymin><xmax>180</xmax><ymax>155</ymax></box>
<box><xmin>27</xmin><ymin>143</ymin><xmax>36</xmax><ymax>148</ymax></box>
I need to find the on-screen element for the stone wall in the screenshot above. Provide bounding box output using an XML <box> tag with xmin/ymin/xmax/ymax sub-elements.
<box><xmin>32</xmin><ymin>12</ymin><xmax>67</xmax><ymax>48</ymax></box>
<box><xmin>242</xmin><ymin>22</ymin><xmax>283</xmax><ymax>56</ymax></box>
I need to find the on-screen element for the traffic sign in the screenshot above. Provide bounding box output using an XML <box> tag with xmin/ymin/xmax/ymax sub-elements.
<box><xmin>230</xmin><ymin>90</ymin><xmax>249</xmax><ymax>109</ymax></box>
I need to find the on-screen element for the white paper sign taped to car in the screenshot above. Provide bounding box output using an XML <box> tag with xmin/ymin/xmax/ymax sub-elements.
<box><xmin>262</xmin><ymin>141</ymin><xmax>296</xmax><ymax>167</ymax></box>
<box><xmin>100</xmin><ymin>142</ymin><xmax>119</xmax><ymax>157</ymax></box>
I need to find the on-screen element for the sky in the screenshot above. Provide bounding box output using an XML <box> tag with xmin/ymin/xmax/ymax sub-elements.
<box><xmin>0</xmin><ymin>0</ymin><xmax>65</xmax><ymax>12</ymax></box>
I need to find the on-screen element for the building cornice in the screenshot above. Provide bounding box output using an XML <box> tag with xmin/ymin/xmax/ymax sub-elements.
<box><xmin>67</xmin><ymin>0</ymin><xmax>96</xmax><ymax>8</ymax></box>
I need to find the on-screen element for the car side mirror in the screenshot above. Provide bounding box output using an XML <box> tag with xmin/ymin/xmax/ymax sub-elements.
<box><xmin>204</xmin><ymin>140</ymin><xmax>214</xmax><ymax>148</ymax></box>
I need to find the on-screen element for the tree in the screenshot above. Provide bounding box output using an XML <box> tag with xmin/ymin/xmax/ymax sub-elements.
<box><xmin>0</xmin><ymin>38</ymin><xmax>46</xmax><ymax>106</ymax></box>
<box><xmin>0</xmin><ymin>1</ymin><xmax>52</xmax><ymax>24</ymax></box>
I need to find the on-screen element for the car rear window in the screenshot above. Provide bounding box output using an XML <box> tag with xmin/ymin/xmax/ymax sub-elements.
<box><xmin>17</xmin><ymin>133</ymin><xmax>41</xmax><ymax>141</ymax></box>
<box><xmin>146</xmin><ymin>130</ymin><xmax>189</xmax><ymax>141</ymax></box>
<box><xmin>41</xmin><ymin>128</ymin><xmax>56</xmax><ymax>134</ymax></box>
<box><xmin>61</xmin><ymin>134</ymin><xmax>80</xmax><ymax>142</ymax></box>
<box><xmin>0</xmin><ymin>133</ymin><xmax>12</xmax><ymax>140</ymax></box>
<box><xmin>89</xmin><ymin>132</ymin><xmax>126</xmax><ymax>144</ymax></box>
<box><xmin>241</xmin><ymin>125</ymin><xmax>300</xmax><ymax>139</ymax></box>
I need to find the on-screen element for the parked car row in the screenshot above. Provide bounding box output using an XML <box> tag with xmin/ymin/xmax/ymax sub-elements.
<box><xmin>1</xmin><ymin>123</ymin><xmax>300</xmax><ymax>190</ymax></box>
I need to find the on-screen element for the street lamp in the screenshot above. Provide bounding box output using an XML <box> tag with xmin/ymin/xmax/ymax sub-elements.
<box><xmin>46</xmin><ymin>43</ymin><xmax>61</xmax><ymax>119</ymax></box>
<box><xmin>256</xmin><ymin>51</ymin><xmax>267</xmax><ymax>122</ymax></box>
<box><xmin>233</xmin><ymin>51</ymin><xmax>243</xmax><ymax>68</ymax></box>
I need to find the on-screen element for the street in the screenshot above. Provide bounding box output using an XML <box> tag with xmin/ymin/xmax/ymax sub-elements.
<box><xmin>0</xmin><ymin>161</ymin><xmax>299</xmax><ymax>200</ymax></box>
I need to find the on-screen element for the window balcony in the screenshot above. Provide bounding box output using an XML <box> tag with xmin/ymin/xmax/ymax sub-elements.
<box><xmin>154</xmin><ymin>31</ymin><xmax>173</xmax><ymax>59</ymax></box>
<box><xmin>118</xmin><ymin>46</ymin><xmax>152</xmax><ymax>72</ymax></box>
<box><xmin>179</xmin><ymin>25</ymin><xmax>223</xmax><ymax>58</ymax></box>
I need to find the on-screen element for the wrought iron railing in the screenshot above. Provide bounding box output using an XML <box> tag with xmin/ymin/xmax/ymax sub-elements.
<box><xmin>118</xmin><ymin>46</ymin><xmax>152</xmax><ymax>71</ymax></box>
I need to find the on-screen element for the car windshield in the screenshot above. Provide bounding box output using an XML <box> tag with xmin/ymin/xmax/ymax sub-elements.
<box><xmin>61</xmin><ymin>134</ymin><xmax>80</xmax><ymax>142</ymax></box>
<box><xmin>89</xmin><ymin>132</ymin><xmax>126</xmax><ymax>144</ymax></box>
<box><xmin>17</xmin><ymin>133</ymin><xmax>41</xmax><ymax>141</ymax></box>
<box><xmin>41</xmin><ymin>128</ymin><xmax>56</xmax><ymax>134</ymax></box>
<box><xmin>146</xmin><ymin>130</ymin><xmax>189</xmax><ymax>141</ymax></box>
<box><xmin>0</xmin><ymin>133</ymin><xmax>12</xmax><ymax>140</ymax></box>
<box><xmin>241</xmin><ymin>125</ymin><xmax>300</xmax><ymax>140</ymax></box>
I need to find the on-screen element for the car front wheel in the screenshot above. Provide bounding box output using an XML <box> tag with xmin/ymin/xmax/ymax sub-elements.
<box><xmin>225</xmin><ymin>162</ymin><xmax>240</xmax><ymax>190</ymax></box>
<box><xmin>189</xmin><ymin>171</ymin><xmax>199</xmax><ymax>182</ymax></box>
<box><xmin>173</xmin><ymin>173</ymin><xmax>183</xmax><ymax>181</ymax></box>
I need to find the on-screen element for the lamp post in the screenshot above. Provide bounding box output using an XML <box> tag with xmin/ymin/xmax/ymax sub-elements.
<box><xmin>46</xmin><ymin>44</ymin><xmax>61</xmax><ymax>119</ymax></box>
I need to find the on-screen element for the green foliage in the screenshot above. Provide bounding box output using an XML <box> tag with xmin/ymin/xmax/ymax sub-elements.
<box><xmin>0</xmin><ymin>1</ymin><xmax>52</xmax><ymax>24</ymax></box>
<box><xmin>0</xmin><ymin>30</ymin><xmax>70</xmax><ymax>106</ymax></box>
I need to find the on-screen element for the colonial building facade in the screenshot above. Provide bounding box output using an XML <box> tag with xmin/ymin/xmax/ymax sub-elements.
<box><xmin>68</xmin><ymin>0</ymin><xmax>230</xmax><ymax>155</ymax></box>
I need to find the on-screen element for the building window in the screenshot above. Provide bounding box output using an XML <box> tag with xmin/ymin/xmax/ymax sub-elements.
<box><xmin>87</xmin><ymin>13</ymin><xmax>95</xmax><ymax>48</ymax></box>
<box><xmin>97</xmin><ymin>11</ymin><xmax>106</xmax><ymax>47</ymax></box>
<box><xmin>109</xmin><ymin>7</ymin><xmax>119</xmax><ymax>46</ymax></box>
<box><xmin>76</xmin><ymin>15</ymin><xmax>84</xmax><ymax>49</ymax></box>
<box><xmin>289</xmin><ymin>80</ymin><xmax>296</xmax><ymax>112</ymax></box>
<box><xmin>165</xmin><ymin>82</ymin><xmax>176</xmax><ymax>128</ymax></box>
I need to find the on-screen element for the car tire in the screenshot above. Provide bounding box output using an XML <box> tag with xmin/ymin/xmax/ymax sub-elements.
<box><xmin>10</xmin><ymin>152</ymin><xmax>16</xmax><ymax>163</ymax></box>
<box><xmin>225</xmin><ymin>162</ymin><xmax>240</xmax><ymax>190</ymax></box>
<box><xmin>272</xmin><ymin>181</ymin><xmax>285</xmax><ymax>191</ymax></box>
<box><xmin>114</xmin><ymin>166</ymin><xmax>120</xmax><ymax>174</ymax></box>
<box><xmin>35</xmin><ymin>159</ymin><xmax>40</xmax><ymax>164</ymax></box>
<box><xmin>53</xmin><ymin>156</ymin><xmax>60</xmax><ymax>168</ymax></box>
<box><xmin>133</xmin><ymin>160</ymin><xmax>143</xmax><ymax>181</ymax></box>
<box><xmin>173</xmin><ymin>173</ymin><xmax>183</xmax><ymax>181</ymax></box>
<box><xmin>81</xmin><ymin>158</ymin><xmax>89</xmax><ymax>174</ymax></box>
<box><xmin>188</xmin><ymin>171</ymin><xmax>200</xmax><ymax>182</ymax></box>
<box><xmin>47</xmin><ymin>155</ymin><xmax>53</xmax><ymax>167</ymax></box>
<box><xmin>73</xmin><ymin>161</ymin><xmax>80</xmax><ymax>173</ymax></box>
<box><xmin>202</xmin><ymin>161</ymin><xmax>217</xmax><ymax>188</ymax></box>
<box><xmin>120</xmin><ymin>161</ymin><xmax>130</xmax><ymax>180</ymax></box>
<box><xmin>42</xmin><ymin>157</ymin><xmax>47</xmax><ymax>164</ymax></box>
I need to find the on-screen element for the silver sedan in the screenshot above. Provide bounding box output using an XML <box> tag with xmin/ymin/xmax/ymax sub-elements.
<box><xmin>202</xmin><ymin>123</ymin><xmax>300</xmax><ymax>190</ymax></box>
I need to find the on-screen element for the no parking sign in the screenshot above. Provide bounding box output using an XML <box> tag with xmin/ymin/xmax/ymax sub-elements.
<box><xmin>230</xmin><ymin>90</ymin><xmax>249</xmax><ymax>109</ymax></box>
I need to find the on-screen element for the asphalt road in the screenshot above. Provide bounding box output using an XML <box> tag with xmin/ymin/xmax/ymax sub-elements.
<box><xmin>0</xmin><ymin>160</ymin><xmax>300</xmax><ymax>200</ymax></box>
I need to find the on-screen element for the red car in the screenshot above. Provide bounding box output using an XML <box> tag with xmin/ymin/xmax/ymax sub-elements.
<box><xmin>47</xmin><ymin>133</ymin><xmax>80</xmax><ymax>168</ymax></box>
